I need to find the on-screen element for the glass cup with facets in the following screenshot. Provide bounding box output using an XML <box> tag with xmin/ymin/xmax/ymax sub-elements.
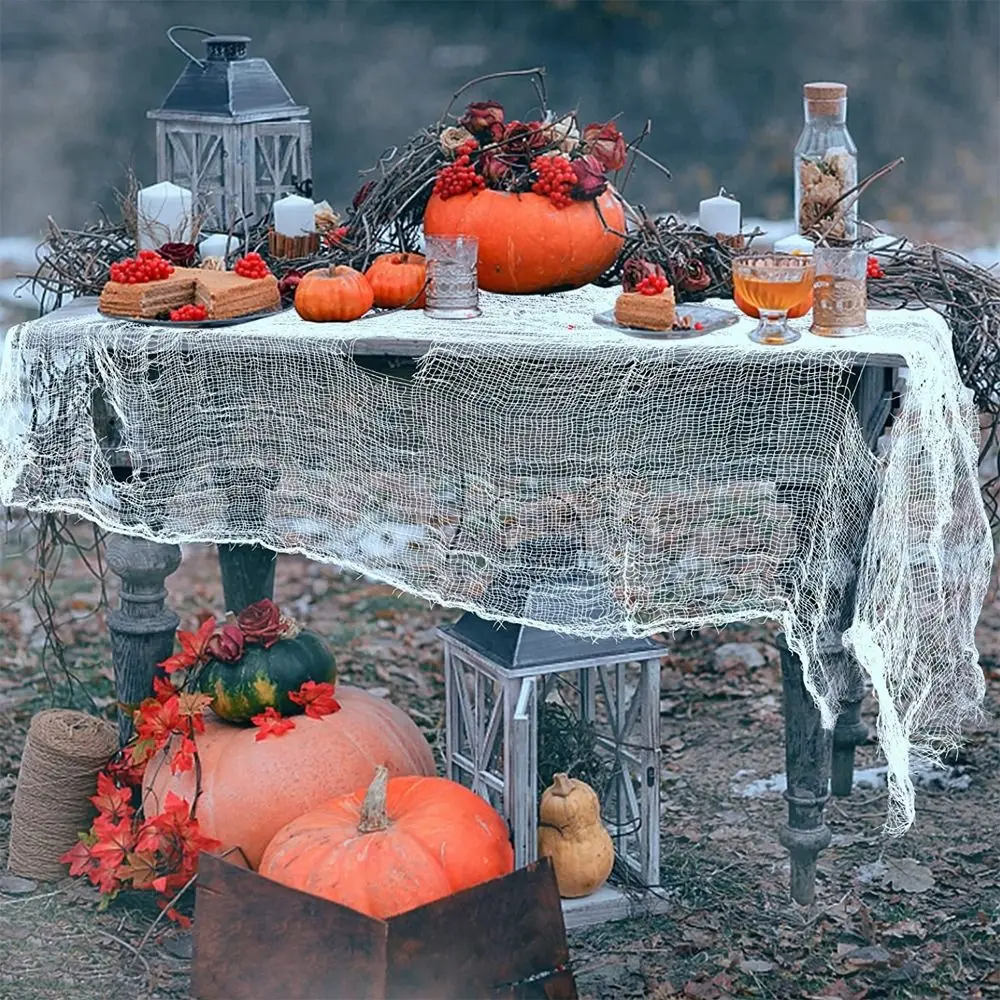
<box><xmin>424</xmin><ymin>235</ymin><xmax>481</xmax><ymax>319</ymax></box>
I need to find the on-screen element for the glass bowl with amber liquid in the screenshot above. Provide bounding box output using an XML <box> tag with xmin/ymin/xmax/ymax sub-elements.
<box><xmin>732</xmin><ymin>252</ymin><xmax>815</xmax><ymax>345</ymax></box>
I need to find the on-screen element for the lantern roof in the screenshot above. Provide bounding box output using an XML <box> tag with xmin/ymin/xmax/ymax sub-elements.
<box><xmin>148</xmin><ymin>33</ymin><xmax>308</xmax><ymax>124</ymax></box>
<box><xmin>440</xmin><ymin>613</ymin><xmax>663</xmax><ymax>676</ymax></box>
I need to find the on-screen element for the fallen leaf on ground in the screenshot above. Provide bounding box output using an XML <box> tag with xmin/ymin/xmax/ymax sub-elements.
<box><xmin>881</xmin><ymin>857</ymin><xmax>935</xmax><ymax>893</ymax></box>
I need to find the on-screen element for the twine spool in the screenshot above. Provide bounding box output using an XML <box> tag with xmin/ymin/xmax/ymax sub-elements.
<box><xmin>8</xmin><ymin>709</ymin><xmax>118</xmax><ymax>881</ymax></box>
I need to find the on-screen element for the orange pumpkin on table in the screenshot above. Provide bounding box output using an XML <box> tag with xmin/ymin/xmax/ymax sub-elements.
<box><xmin>294</xmin><ymin>265</ymin><xmax>374</xmax><ymax>322</ymax></box>
<box><xmin>259</xmin><ymin>766</ymin><xmax>514</xmax><ymax>919</ymax></box>
<box><xmin>365</xmin><ymin>252</ymin><xmax>427</xmax><ymax>309</ymax></box>
<box><xmin>142</xmin><ymin>685</ymin><xmax>435</xmax><ymax>868</ymax></box>
<box><xmin>423</xmin><ymin>188</ymin><xmax>625</xmax><ymax>294</ymax></box>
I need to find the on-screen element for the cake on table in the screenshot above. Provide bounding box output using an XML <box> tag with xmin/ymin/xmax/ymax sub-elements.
<box><xmin>614</xmin><ymin>261</ymin><xmax>677</xmax><ymax>331</ymax></box>
<box><xmin>99</xmin><ymin>251</ymin><xmax>280</xmax><ymax>321</ymax></box>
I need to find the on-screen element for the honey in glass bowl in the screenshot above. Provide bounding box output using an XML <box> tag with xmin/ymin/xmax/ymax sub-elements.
<box><xmin>732</xmin><ymin>253</ymin><xmax>814</xmax><ymax>345</ymax></box>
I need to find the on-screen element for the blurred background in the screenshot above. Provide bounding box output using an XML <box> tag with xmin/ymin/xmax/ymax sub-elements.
<box><xmin>1</xmin><ymin>0</ymin><xmax>998</xmax><ymax>264</ymax></box>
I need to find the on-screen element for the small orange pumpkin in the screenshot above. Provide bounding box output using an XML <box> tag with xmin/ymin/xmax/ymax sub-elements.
<box><xmin>365</xmin><ymin>252</ymin><xmax>427</xmax><ymax>309</ymax></box>
<box><xmin>259</xmin><ymin>766</ymin><xmax>514</xmax><ymax>919</ymax></box>
<box><xmin>423</xmin><ymin>187</ymin><xmax>625</xmax><ymax>294</ymax></box>
<box><xmin>294</xmin><ymin>265</ymin><xmax>374</xmax><ymax>322</ymax></box>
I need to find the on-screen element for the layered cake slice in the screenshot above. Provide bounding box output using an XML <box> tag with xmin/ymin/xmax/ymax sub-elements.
<box><xmin>614</xmin><ymin>259</ymin><xmax>676</xmax><ymax>331</ymax></box>
<box><xmin>99</xmin><ymin>252</ymin><xmax>280</xmax><ymax>321</ymax></box>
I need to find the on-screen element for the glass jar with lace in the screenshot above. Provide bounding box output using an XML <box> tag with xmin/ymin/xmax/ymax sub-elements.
<box><xmin>794</xmin><ymin>82</ymin><xmax>858</xmax><ymax>241</ymax></box>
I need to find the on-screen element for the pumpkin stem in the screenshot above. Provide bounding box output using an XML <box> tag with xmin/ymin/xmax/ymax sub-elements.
<box><xmin>551</xmin><ymin>773</ymin><xmax>574</xmax><ymax>797</ymax></box>
<box><xmin>358</xmin><ymin>765</ymin><xmax>391</xmax><ymax>833</ymax></box>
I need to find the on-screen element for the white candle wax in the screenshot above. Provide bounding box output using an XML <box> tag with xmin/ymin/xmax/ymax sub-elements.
<box><xmin>773</xmin><ymin>235</ymin><xmax>815</xmax><ymax>255</ymax></box>
<box><xmin>199</xmin><ymin>233</ymin><xmax>239</xmax><ymax>259</ymax></box>
<box><xmin>699</xmin><ymin>194</ymin><xmax>741</xmax><ymax>236</ymax></box>
<box><xmin>137</xmin><ymin>182</ymin><xmax>193</xmax><ymax>250</ymax></box>
<box><xmin>273</xmin><ymin>194</ymin><xmax>316</xmax><ymax>237</ymax></box>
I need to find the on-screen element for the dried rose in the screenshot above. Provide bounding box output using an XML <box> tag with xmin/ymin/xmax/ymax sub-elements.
<box><xmin>206</xmin><ymin>624</ymin><xmax>245</xmax><ymax>663</ymax></box>
<box><xmin>545</xmin><ymin>114</ymin><xmax>580</xmax><ymax>153</ymax></box>
<box><xmin>236</xmin><ymin>599</ymin><xmax>288</xmax><ymax>649</ymax></box>
<box><xmin>278</xmin><ymin>269</ymin><xmax>304</xmax><ymax>301</ymax></box>
<box><xmin>460</xmin><ymin>100</ymin><xmax>505</xmax><ymax>142</ymax></box>
<box><xmin>440</xmin><ymin>126</ymin><xmax>476</xmax><ymax>158</ymax></box>
<box><xmin>352</xmin><ymin>181</ymin><xmax>375</xmax><ymax>210</ymax></box>
<box><xmin>500</xmin><ymin>120</ymin><xmax>550</xmax><ymax>162</ymax></box>
<box><xmin>313</xmin><ymin>200</ymin><xmax>340</xmax><ymax>233</ymax></box>
<box><xmin>157</xmin><ymin>242</ymin><xmax>197</xmax><ymax>267</ymax></box>
<box><xmin>199</xmin><ymin>256</ymin><xmax>226</xmax><ymax>271</ymax></box>
<box><xmin>479</xmin><ymin>151</ymin><xmax>513</xmax><ymax>186</ymax></box>
<box><xmin>581</xmin><ymin>122</ymin><xmax>627</xmax><ymax>172</ymax></box>
<box><xmin>570</xmin><ymin>154</ymin><xmax>608</xmax><ymax>200</ymax></box>
<box><xmin>670</xmin><ymin>258</ymin><xmax>711</xmax><ymax>294</ymax></box>
<box><xmin>622</xmin><ymin>256</ymin><xmax>667</xmax><ymax>292</ymax></box>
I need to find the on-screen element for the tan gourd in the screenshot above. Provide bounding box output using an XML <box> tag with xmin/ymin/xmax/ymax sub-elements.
<box><xmin>537</xmin><ymin>773</ymin><xmax>614</xmax><ymax>898</ymax></box>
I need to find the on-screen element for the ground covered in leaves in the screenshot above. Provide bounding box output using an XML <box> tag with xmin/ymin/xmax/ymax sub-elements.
<box><xmin>1</xmin><ymin>529</ymin><xmax>998</xmax><ymax>1000</ymax></box>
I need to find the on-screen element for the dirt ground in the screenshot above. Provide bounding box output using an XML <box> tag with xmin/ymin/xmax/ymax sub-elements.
<box><xmin>1</xmin><ymin>526</ymin><xmax>998</xmax><ymax>1000</ymax></box>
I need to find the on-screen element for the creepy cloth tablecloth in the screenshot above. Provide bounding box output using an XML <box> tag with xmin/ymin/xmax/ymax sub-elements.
<box><xmin>0</xmin><ymin>286</ymin><xmax>992</xmax><ymax>833</ymax></box>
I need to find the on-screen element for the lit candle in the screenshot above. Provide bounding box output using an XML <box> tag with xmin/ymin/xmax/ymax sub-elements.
<box><xmin>199</xmin><ymin>233</ymin><xmax>240</xmax><ymax>259</ymax></box>
<box><xmin>137</xmin><ymin>182</ymin><xmax>193</xmax><ymax>250</ymax></box>
<box><xmin>273</xmin><ymin>194</ymin><xmax>316</xmax><ymax>237</ymax></box>
<box><xmin>698</xmin><ymin>190</ymin><xmax>741</xmax><ymax>237</ymax></box>
<box><xmin>774</xmin><ymin>235</ymin><xmax>815</xmax><ymax>255</ymax></box>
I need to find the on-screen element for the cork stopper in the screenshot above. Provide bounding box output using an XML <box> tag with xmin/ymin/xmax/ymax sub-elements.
<box><xmin>804</xmin><ymin>81</ymin><xmax>848</xmax><ymax>117</ymax></box>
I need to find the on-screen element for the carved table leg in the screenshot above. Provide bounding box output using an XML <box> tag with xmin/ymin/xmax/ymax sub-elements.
<box><xmin>776</xmin><ymin>632</ymin><xmax>832</xmax><ymax>906</ymax></box>
<box><xmin>217</xmin><ymin>544</ymin><xmax>277</xmax><ymax>614</ymax></box>
<box><xmin>832</xmin><ymin>652</ymin><xmax>869</xmax><ymax>797</ymax></box>
<box><xmin>106</xmin><ymin>535</ymin><xmax>182</xmax><ymax>744</ymax></box>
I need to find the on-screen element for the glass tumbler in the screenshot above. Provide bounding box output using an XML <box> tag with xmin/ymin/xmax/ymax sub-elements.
<box><xmin>424</xmin><ymin>235</ymin><xmax>481</xmax><ymax>319</ymax></box>
<box><xmin>811</xmin><ymin>247</ymin><xmax>868</xmax><ymax>337</ymax></box>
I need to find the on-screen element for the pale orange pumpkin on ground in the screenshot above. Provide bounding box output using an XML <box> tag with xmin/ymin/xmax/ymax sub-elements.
<box><xmin>259</xmin><ymin>766</ymin><xmax>514</xmax><ymax>919</ymax></box>
<box><xmin>142</xmin><ymin>686</ymin><xmax>435</xmax><ymax>868</ymax></box>
<box><xmin>422</xmin><ymin>187</ymin><xmax>626</xmax><ymax>294</ymax></box>
<box><xmin>365</xmin><ymin>252</ymin><xmax>427</xmax><ymax>309</ymax></box>
<box><xmin>294</xmin><ymin>265</ymin><xmax>374</xmax><ymax>321</ymax></box>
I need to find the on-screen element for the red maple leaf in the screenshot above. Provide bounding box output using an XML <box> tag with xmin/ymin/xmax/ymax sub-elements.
<box><xmin>251</xmin><ymin>706</ymin><xmax>296</xmax><ymax>741</ymax></box>
<box><xmin>159</xmin><ymin>618</ymin><xmax>217</xmax><ymax>674</ymax></box>
<box><xmin>288</xmin><ymin>680</ymin><xmax>341</xmax><ymax>719</ymax></box>
<box><xmin>168</xmin><ymin>734</ymin><xmax>198</xmax><ymax>775</ymax></box>
<box><xmin>60</xmin><ymin>834</ymin><xmax>100</xmax><ymax>880</ymax></box>
<box><xmin>134</xmin><ymin>694</ymin><xmax>183</xmax><ymax>751</ymax></box>
<box><xmin>90</xmin><ymin>771</ymin><xmax>133</xmax><ymax>824</ymax></box>
<box><xmin>157</xmin><ymin>899</ymin><xmax>192</xmax><ymax>929</ymax></box>
<box><xmin>118</xmin><ymin>849</ymin><xmax>159</xmax><ymax>891</ymax></box>
<box><xmin>152</xmin><ymin>675</ymin><xmax>178</xmax><ymax>702</ymax></box>
<box><xmin>176</xmin><ymin>691</ymin><xmax>212</xmax><ymax>733</ymax></box>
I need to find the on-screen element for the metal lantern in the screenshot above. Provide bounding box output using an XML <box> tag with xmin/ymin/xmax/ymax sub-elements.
<box><xmin>439</xmin><ymin>610</ymin><xmax>670</xmax><ymax>929</ymax></box>
<box><xmin>148</xmin><ymin>26</ymin><xmax>312</xmax><ymax>232</ymax></box>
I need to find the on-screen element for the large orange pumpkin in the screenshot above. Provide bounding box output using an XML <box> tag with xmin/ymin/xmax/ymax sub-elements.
<box><xmin>294</xmin><ymin>265</ymin><xmax>374</xmax><ymax>322</ymax></box>
<box><xmin>142</xmin><ymin>686</ymin><xmax>435</xmax><ymax>868</ymax></box>
<box><xmin>423</xmin><ymin>188</ymin><xmax>625</xmax><ymax>294</ymax></box>
<box><xmin>259</xmin><ymin>766</ymin><xmax>514</xmax><ymax>919</ymax></box>
<box><xmin>365</xmin><ymin>252</ymin><xmax>427</xmax><ymax>309</ymax></box>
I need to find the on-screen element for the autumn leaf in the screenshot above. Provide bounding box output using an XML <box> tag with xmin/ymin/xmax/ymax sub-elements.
<box><xmin>251</xmin><ymin>706</ymin><xmax>296</xmax><ymax>741</ymax></box>
<box><xmin>288</xmin><ymin>680</ymin><xmax>341</xmax><ymax>719</ymax></box>
<box><xmin>168</xmin><ymin>734</ymin><xmax>198</xmax><ymax>775</ymax></box>
<box><xmin>159</xmin><ymin>618</ymin><xmax>217</xmax><ymax>674</ymax></box>
<box><xmin>153</xmin><ymin>675</ymin><xmax>178</xmax><ymax>702</ymax></box>
<box><xmin>90</xmin><ymin>771</ymin><xmax>133</xmax><ymax>824</ymax></box>
<box><xmin>119</xmin><ymin>850</ymin><xmax>159</xmax><ymax>891</ymax></box>
<box><xmin>60</xmin><ymin>834</ymin><xmax>100</xmax><ymax>879</ymax></box>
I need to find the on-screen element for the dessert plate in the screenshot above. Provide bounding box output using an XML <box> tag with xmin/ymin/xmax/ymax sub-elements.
<box><xmin>98</xmin><ymin>305</ymin><xmax>289</xmax><ymax>329</ymax></box>
<box><xmin>593</xmin><ymin>302</ymin><xmax>739</xmax><ymax>340</ymax></box>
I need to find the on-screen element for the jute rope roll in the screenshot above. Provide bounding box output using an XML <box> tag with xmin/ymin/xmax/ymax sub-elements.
<box><xmin>8</xmin><ymin>709</ymin><xmax>118</xmax><ymax>881</ymax></box>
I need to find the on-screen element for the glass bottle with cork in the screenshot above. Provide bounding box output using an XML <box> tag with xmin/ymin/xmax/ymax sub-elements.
<box><xmin>794</xmin><ymin>82</ymin><xmax>858</xmax><ymax>241</ymax></box>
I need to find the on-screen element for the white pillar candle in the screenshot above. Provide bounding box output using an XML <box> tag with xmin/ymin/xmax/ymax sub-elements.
<box><xmin>137</xmin><ymin>182</ymin><xmax>193</xmax><ymax>250</ymax></box>
<box><xmin>273</xmin><ymin>194</ymin><xmax>316</xmax><ymax>237</ymax></box>
<box><xmin>698</xmin><ymin>192</ymin><xmax>741</xmax><ymax>236</ymax></box>
<box><xmin>199</xmin><ymin>233</ymin><xmax>240</xmax><ymax>259</ymax></box>
<box><xmin>774</xmin><ymin>235</ymin><xmax>815</xmax><ymax>255</ymax></box>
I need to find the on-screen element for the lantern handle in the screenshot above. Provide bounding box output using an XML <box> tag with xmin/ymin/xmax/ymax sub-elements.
<box><xmin>166</xmin><ymin>25</ymin><xmax>215</xmax><ymax>68</ymax></box>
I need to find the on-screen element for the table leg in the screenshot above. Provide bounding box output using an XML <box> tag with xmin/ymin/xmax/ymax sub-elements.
<box><xmin>777</xmin><ymin>632</ymin><xmax>832</xmax><ymax>906</ymax></box>
<box><xmin>831</xmin><ymin>652</ymin><xmax>869</xmax><ymax>797</ymax></box>
<box><xmin>217</xmin><ymin>544</ymin><xmax>277</xmax><ymax>614</ymax></box>
<box><xmin>106</xmin><ymin>534</ymin><xmax>182</xmax><ymax>744</ymax></box>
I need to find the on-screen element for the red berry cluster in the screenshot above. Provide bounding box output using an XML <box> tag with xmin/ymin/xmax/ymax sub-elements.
<box><xmin>110</xmin><ymin>250</ymin><xmax>174</xmax><ymax>285</ymax></box>
<box><xmin>169</xmin><ymin>303</ymin><xmax>208</xmax><ymax>322</ymax></box>
<box><xmin>433</xmin><ymin>141</ymin><xmax>485</xmax><ymax>200</ymax></box>
<box><xmin>530</xmin><ymin>155</ymin><xmax>576</xmax><ymax>208</ymax></box>
<box><xmin>234</xmin><ymin>252</ymin><xmax>271</xmax><ymax>279</ymax></box>
<box><xmin>866</xmin><ymin>255</ymin><xmax>885</xmax><ymax>279</ymax></box>
<box><xmin>636</xmin><ymin>273</ymin><xmax>669</xmax><ymax>296</ymax></box>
